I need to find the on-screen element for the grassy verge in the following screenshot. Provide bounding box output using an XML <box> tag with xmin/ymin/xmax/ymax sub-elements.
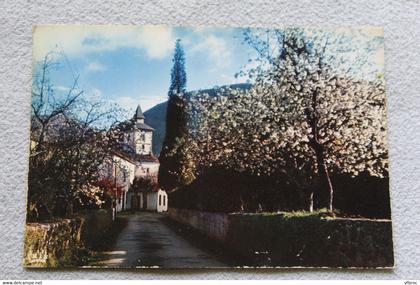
<box><xmin>233</xmin><ymin>208</ymin><xmax>337</xmax><ymax>219</ymax></box>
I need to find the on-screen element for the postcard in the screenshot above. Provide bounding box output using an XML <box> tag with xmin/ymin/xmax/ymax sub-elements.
<box><xmin>24</xmin><ymin>25</ymin><xmax>393</xmax><ymax>268</ymax></box>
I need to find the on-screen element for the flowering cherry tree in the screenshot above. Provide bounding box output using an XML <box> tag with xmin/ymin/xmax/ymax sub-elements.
<box><xmin>186</xmin><ymin>28</ymin><xmax>388</xmax><ymax>212</ymax></box>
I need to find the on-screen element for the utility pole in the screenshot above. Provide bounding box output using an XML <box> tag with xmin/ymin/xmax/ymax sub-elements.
<box><xmin>113</xmin><ymin>163</ymin><xmax>117</xmax><ymax>221</ymax></box>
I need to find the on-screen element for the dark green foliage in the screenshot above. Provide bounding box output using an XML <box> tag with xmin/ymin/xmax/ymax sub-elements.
<box><xmin>168</xmin><ymin>39</ymin><xmax>187</xmax><ymax>97</ymax></box>
<box><xmin>332</xmin><ymin>172</ymin><xmax>391</xmax><ymax>219</ymax></box>
<box><xmin>169</xmin><ymin>167</ymin><xmax>391</xmax><ymax>219</ymax></box>
<box><xmin>158</xmin><ymin>95</ymin><xmax>191</xmax><ymax>190</ymax></box>
<box><xmin>159</xmin><ymin>39</ymin><xmax>194</xmax><ymax>191</ymax></box>
<box><xmin>169</xmin><ymin>167</ymin><xmax>303</xmax><ymax>213</ymax></box>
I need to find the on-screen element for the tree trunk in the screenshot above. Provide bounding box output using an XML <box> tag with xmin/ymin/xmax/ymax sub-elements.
<box><xmin>306</xmin><ymin>88</ymin><xmax>334</xmax><ymax>212</ymax></box>
<box><xmin>313</xmin><ymin>143</ymin><xmax>333</xmax><ymax>211</ymax></box>
<box><xmin>307</xmin><ymin>190</ymin><xmax>314</xmax><ymax>212</ymax></box>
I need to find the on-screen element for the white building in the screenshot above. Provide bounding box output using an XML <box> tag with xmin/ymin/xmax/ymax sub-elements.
<box><xmin>106</xmin><ymin>104</ymin><xmax>168</xmax><ymax>213</ymax></box>
<box><xmin>132</xmin><ymin>188</ymin><xmax>168</xmax><ymax>213</ymax></box>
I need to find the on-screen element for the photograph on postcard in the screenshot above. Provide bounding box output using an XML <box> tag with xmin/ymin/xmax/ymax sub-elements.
<box><xmin>24</xmin><ymin>25</ymin><xmax>393</xmax><ymax>268</ymax></box>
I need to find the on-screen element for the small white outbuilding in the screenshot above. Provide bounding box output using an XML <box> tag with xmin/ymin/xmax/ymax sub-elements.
<box><xmin>145</xmin><ymin>189</ymin><xmax>168</xmax><ymax>212</ymax></box>
<box><xmin>127</xmin><ymin>189</ymin><xmax>168</xmax><ymax>213</ymax></box>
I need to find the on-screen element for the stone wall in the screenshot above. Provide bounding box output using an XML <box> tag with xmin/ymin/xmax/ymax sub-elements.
<box><xmin>23</xmin><ymin>218</ymin><xmax>84</xmax><ymax>267</ymax></box>
<box><xmin>168</xmin><ymin>208</ymin><xmax>394</xmax><ymax>268</ymax></box>
<box><xmin>23</xmin><ymin>209</ymin><xmax>113</xmax><ymax>267</ymax></box>
<box><xmin>168</xmin><ymin>208</ymin><xmax>229</xmax><ymax>242</ymax></box>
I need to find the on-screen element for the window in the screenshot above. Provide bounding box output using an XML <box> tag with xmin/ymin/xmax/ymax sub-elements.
<box><xmin>123</xmin><ymin>172</ymin><xmax>127</xmax><ymax>182</ymax></box>
<box><xmin>163</xmin><ymin>195</ymin><xmax>166</xmax><ymax>206</ymax></box>
<box><xmin>141</xmin><ymin>134</ymin><xmax>146</xmax><ymax>141</ymax></box>
<box><xmin>159</xmin><ymin>195</ymin><xmax>161</xmax><ymax>206</ymax></box>
<box><xmin>146</xmin><ymin>168</ymin><xmax>150</xmax><ymax>174</ymax></box>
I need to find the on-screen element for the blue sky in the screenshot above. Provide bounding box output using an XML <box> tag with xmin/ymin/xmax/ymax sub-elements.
<box><xmin>33</xmin><ymin>26</ymin><xmax>256</xmax><ymax>114</ymax></box>
<box><xmin>33</xmin><ymin>25</ymin><xmax>384</xmax><ymax>117</ymax></box>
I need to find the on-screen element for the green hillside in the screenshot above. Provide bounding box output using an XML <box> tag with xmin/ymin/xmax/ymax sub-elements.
<box><xmin>144</xmin><ymin>101</ymin><xmax>168</xmax><ymax>155</ymax></box>
<box><xmin>144</xmin><ymin>83</ymin><xmax>252</xmax><ymax>155</ymax></box>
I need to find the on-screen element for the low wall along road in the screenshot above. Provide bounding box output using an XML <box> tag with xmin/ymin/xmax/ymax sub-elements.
<box><xmin>167</xmin><ymin>208</ymin><xmax>394</xmax><ymax>268</ymax></box>
<box><xmin>23</xmin><ymin>218</ymin><xmax>84</xmax><ymax>267</ymax></box>
<box><xmin>23</xmin><ymin>209</ymin><xmax>113</xmax><ymax>267</ymax></box>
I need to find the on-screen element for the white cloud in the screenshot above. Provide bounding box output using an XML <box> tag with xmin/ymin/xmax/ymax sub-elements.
<box><xmin>113</xmin><ymin>94</ymin><xmax>166</xmax><ymax>113</ymax></box>
<box><xmin>85</xmin><ymin>61</ymin><xmax>107</xmax><ymax>73</ymax></box>
<box><xmin>140</xmin><ymin>95</ymin><xmax>167</xmax><ymax>112</ymax></box>
<box><xmin>55</xmin><ymin>85</ymin><xmax>71</xmax><ymax>92</ymax></box>
<box><xmin>113</xmin><ymin>96</ymin><xmax>139</xmax><ymax>113</ymax></box>
<box><xmin>139</xmin><ymin>26</ymin><xmax>175</xmax><ymax>59</ymax></box>
<box><xmin>33</xmin><ymin>25</ymin><xmax>175</xmax><ymax>61</ymax></box>
<box><xmin>53</xmin><ymin>85</ymin><xmax>83</xmax><ymax>95</ymax></box>
<box><xmin>189</xmin><ymin>35</ymin><xmax>232</xmax><ymax>68</ymax></box>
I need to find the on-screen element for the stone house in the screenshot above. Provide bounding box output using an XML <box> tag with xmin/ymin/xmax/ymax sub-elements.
<box><xmin>105</xmin><ymin>105</ymin><xmax>167</xmax><ymax>213</ymax></box>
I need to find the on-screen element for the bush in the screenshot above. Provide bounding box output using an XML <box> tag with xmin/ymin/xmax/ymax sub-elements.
<box><xmin>332</xmin><ymin>172</ymin><xmax>391</xmax><ymax>219</ymax></box>
<box><xmin>169</xmin><ymin>167</ymin><xmax>391</xmax><ymax>219</ymax></box>
<box><xmin>169</xmin><ymin>167</ymin><xmax>302</xmax><ymax>213</ymax></box>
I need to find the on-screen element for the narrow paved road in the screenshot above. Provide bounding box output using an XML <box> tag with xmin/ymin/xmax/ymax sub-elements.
<box><xmin>90</xmin><ymin>212</ymin><xmax>231</xmax><ymax>268</ymax></box>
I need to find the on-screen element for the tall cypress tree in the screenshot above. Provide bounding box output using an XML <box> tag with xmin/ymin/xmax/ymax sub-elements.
<box><xmin>159</xmin><ymin>39</ymin><xmax>194</xmax><ymax>191</ymax></box>
<box><xmin>168</xmin><ymin>39</ymin><xmax>187</xmax><ymax>97</ymax></box>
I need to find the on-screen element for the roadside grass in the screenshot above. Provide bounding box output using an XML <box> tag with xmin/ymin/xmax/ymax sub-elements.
<box><xmin>231</xmin><ymin>207</ymin><xmax>390</xmax><ymax>220</ymax></box>
<box><xmin>280</xmin><ymin>208</ymin><xmax>336</xmax><ymax>219</ymax></box>
<box><xmin>233</xmin><ymin>208</ymin><xmax>339</xmax><ymax>219</ymax></box>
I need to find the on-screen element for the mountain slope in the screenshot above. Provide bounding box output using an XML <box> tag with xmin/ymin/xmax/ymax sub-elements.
<box><xmin>144</xmin><ymin>101</ymin><xmax>168</xmax><ymax>155</ymax></box>
<box><xmin>144</xmin><ymin>83</ymin><xmax>252</xmax><ymax>155</ymax></box>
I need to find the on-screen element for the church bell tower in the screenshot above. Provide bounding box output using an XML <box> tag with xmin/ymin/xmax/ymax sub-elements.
<box><xmin>132</xmin><ymin>104</ymin><xmax>154</xmax><ymax>155</ymax></box>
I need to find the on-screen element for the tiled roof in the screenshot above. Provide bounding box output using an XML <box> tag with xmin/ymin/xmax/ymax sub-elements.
<box><xmin>112</xmin><ymin>144</ymin><xmax>159</xmax><ymax>164</ymax></box>
<box><xmin>135</xmin><ymin>122</ymin><xmax>155</xmax><ymax>131</ymax></box>
<box><xmin>136</xmin><ymin>154</ymin><xmax>159</xmax><ymax>163</ymax></box>
<box><xmin>112</xmin><ymin>150</ymin><xmax>138</xmax><ymax>165</ymax></box>
<box><xmin>116</xmin><ymin>119</ymin><xmax>155</xmax><ymax>132</ymax></box>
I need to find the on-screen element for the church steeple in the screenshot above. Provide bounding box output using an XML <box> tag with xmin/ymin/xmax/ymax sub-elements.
<box><xmin>134</xmin><ymin>104</ymin><xmax>145</xmax><ymax>123</ymax></box>
<box><xmin>130</xmin><ymin>104</ymin><xmax>154</xmax><ymax>155</ymax></box>
<box><xmin>134</xmin><ymin>104</ymin><xmax>145</xmax><ymax>119</ymax></box>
